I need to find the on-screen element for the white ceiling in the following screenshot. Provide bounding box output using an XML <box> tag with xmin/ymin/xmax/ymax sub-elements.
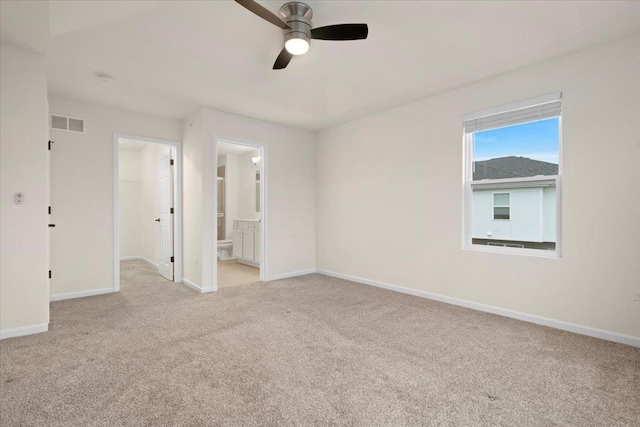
<box><xmin>2</xmin><ymin>1</ymin><xmax>639</xmax><ymax>130</ymax></box>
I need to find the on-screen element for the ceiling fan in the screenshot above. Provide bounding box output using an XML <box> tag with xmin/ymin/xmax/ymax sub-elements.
<box><xmin>235</xmin><ymin>0</ymin><xmax>369</xmax><ymax>70</ymax></box>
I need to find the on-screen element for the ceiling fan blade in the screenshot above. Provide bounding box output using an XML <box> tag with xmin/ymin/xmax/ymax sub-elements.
<box><xmin>235</xmin><ymin>0</ymin><xmax>290</xmax><ymax>30</ymax></box>
<box><xmin>311</xmin><ymin>23</ymin><xmax>368</xmax><ymax>41</ymax></box>
<box><xmin>273</xmin><ymin>48</ymin><xmax>293</xmax><ymax>70</ymax></box>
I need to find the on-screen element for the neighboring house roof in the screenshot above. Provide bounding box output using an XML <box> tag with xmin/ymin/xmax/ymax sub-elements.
<box><xmin>473</xmin><ymin>156</ymin><xmax>558</xmax><ymax>180</ymax></box>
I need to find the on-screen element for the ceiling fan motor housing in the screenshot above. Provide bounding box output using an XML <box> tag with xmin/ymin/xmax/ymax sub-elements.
<box><xmin>280</xmin><ymin>2</ymin><xmax>313</xmax><ymax>47</ymax></box>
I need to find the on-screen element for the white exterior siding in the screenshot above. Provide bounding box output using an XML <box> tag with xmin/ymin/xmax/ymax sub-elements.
<box><xmin>542</xmin><ymin>187</ymin><xmax>556</xmax><ymax>242</ymax></box>
<box><xmin>472</xmin><ymin>187</ymin><xmax>556</xmax><ymax>242</ymax></box>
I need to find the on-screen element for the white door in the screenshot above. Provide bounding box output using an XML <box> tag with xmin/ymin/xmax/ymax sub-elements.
<box><xmin>158</xmin><ymin>148</ymin><xmax>173</xmax><ymax>281</ymax></box>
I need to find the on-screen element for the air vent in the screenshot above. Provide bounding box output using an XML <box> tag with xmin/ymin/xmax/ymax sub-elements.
<box><xmin>68</xmin><ymin>118</ymin><xmax>84</xmax><ymax>132</ymax></box>
<box><xmin>51</xmin><ymin>115</ymin><xmax>84</xmax><ymax>133</ymax></box>
<box><xmin>51</xmin><ymin>115</ymin><xmax>67</xmax><ymax>130</ymax></box>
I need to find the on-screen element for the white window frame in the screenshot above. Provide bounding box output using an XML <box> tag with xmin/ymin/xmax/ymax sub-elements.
<box><xmin>462</xmin><ymin>94</ymin><xmax>563</xmax><ymax>258</ymax></box>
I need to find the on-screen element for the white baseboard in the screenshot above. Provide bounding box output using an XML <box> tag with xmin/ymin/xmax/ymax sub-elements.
<box><xmin>120</xmin><ymin>256</ymin><xmax>158</xmax><ymax>268</ymax></box>
<box><xmin>267</xmin><ymin>268</ymin><xmax>317</xmax><ymax>281</ymax></box>
<box><xmin>0</xmin><ymin>323</ymin><xmax>48</xmax><ymax>340</ymax></box>
<box><xmin>236</xmin><ymin>259</ymin><xmax>259</xmax><ymax>268</ymax></box>
<box><xmin>139</xmin><ymin>256</ymin><xmax>159</xmax><ymax>268</ymax></box>
<box><xmin>316</xmin><ymin>269</ymin><xmax>640</xmax><ymax>348</ymax></box>
<box><xmin>50</xmin><ymin>287</ymin><xmax>114</xmax><ymax>302</ymax></box>
<box><xmin>181</xmin><ymin>278</ymin><xmax>209</xmax><ymax>293</ymax></box>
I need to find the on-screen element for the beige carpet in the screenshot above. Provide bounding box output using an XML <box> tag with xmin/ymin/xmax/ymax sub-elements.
<box><xmin>217</xmin><ymin>259</ymin><xmax>260</xmax><ymax>288</ymax></box>
<box><xmin>1</xmin><ymin>260</ymin><xmax>638</xmax><ymax>426</ymax></box>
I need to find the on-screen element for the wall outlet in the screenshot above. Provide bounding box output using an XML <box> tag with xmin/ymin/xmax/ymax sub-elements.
<box><xmin>194</xmin><ymin>258</ymin><xmax>199</xmax><ymax>265</ymax></box>
<box><xmin>345</xmin><ymin>252</ymin><xmax>351</xmax><ymax>259</ymax></box>
<box><xmin>633</xmin><ymin>292</ymin><xmax>640</xmax><ymax>302</ymax></box>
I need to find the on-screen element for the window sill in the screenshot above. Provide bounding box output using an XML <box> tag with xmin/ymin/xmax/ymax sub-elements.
<box><xmin>463</xmin><ymin>244</ymin><xmax>561</xmax><ymax>259</ymax></box>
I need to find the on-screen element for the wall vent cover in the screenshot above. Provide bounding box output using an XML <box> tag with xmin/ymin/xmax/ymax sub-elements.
<box><xmin>51</xmin><ymin>115</ymin><xmax>84</xmax><ymax>133</ymax></box>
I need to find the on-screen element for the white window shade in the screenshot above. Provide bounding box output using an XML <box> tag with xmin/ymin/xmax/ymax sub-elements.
<box><xmin>464</xmin><ymin>93</ymin><xmax>561</xmax><ymax>134</ymax></box>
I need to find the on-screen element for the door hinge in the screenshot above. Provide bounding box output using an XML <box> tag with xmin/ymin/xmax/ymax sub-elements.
<box><xmin>48</xmin><ymin>206</ymin><xmax>51</xmax><ymax>215</ymax></box>
<box><xmin>49</xmin><ymin>270</ymin><xmax>51</xmax><ymax>279</ymax></box>
<box><xmin>170</xmin><ymin>256</ymin><xmax>174</xmax><ymax>263</ymax></box>
<box><xmin>170</xmin><ymin>159</ymin><xmax>174</xmax><ymax>166</ymax></box>
<box><xmin>170</xmin><ymin>207</ymin><xmax>174</xmax><ymax>214</ymax></box>
<box><xmin>48</xmin><ymin>140</ymin><xmax>54</xmax><ymax>150</ymax></box>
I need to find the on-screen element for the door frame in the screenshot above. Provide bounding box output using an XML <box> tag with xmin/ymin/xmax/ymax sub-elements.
<box><xmin>212</xmin><ymin>136</ymin><xmax>267</xmax><ymax>291</ymax></box>
<box><xmin>113</xmin><ymin>133</ymin><xmax>183</xmax><ymax>292</ymax></box>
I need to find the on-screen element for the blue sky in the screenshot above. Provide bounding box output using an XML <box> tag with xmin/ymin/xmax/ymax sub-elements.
<box><xmin>474</xmin><ymin>118</ymin><xmax>559</xmax><ymax>164</ymax></box>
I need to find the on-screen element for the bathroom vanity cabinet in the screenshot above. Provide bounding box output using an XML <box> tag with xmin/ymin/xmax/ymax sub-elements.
<box><xmin>232</xmin><ymin>219</ymin><xmax>261</xmax><ymax>267</ymax></box>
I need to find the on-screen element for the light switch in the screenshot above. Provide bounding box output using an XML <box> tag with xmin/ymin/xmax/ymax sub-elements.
<box><xmin>15</xmin><ymin>193</ymin><xmax>24</xmax><ymax>204</ymax></box>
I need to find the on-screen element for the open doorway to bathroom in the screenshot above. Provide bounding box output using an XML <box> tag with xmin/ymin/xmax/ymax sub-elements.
<box><xmin>113</xmin><ymin>134</ymin><xmax>182</xmax><ymax>292</ymax></box>
<box><xmin>216</xmin><ymin>140</ymin><xmax>264</xmax><ymax>288</ymax></box>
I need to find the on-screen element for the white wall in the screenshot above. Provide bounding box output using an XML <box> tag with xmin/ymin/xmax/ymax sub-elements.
<box><xmin>216</xmin><ymin>149</ymin><xmax>259</xmax><ymax>241</ymax></box>
<box><xmin>237</xmin><ymin>149</ymin><xmax>261</xmax><ymax>220</ymax></box>
<box><xmin>118</xmin><ymin>149</ymin><xmax>142</xmax><ymax>258</ymax></box>
<box><xmin>182</xmin><ymin>111</ymin><xmax>204</xmax><ymax>285</ymax></box>
<box><xmin>0</xmin><ymin>44</ymin><xmax>50</xmax><ymax>337</ymax></box>
<box><xmin>183</xmin><ymin>108</ymin><xmax>316</xmax><ymax>289</ymax></box>
<box><xmin>49</xmin><ymin>96</ymin><xmax>181</xmax><ymax>298</ymax></box>
<box><xmin>218</xmin><ymin>153</ymin><xmax>238</xmax><ymax>240</ymax></box>
<box><xmin>118</xmin><ymin>144</ymin><xmax>167</xmax><ymax>263</ymax></box>
<box><xmin>316</xmin><ymin>36</ymin><xmax>640</xmax><ymax>339</ymax></box>
<box><xmin>139</xmin><ymin>144</ymin><xmax>167</xmax><ymax>265</ymax></box>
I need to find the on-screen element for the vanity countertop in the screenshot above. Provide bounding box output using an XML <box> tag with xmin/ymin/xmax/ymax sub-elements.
<box><xmin>234</xmin><ymin>219</ymin><xmax>260</xmax><ymax>222</ymax></box>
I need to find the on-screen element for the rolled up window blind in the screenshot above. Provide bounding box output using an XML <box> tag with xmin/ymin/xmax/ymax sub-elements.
<box><xmin>464</xmin><ymin>93</ymin><xmax>561</xmax><ymax>134</ymax></box>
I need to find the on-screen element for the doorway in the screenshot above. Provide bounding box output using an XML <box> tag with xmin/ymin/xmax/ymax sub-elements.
<box><xmin>113</xmin><ymin>134</ymin><xmax>182</xmax><ymax>291</ymax></box>
<box><xmin>215</xmin><ymin>139</ymin><xmax>265</xmax><ymax>288</ymax></box>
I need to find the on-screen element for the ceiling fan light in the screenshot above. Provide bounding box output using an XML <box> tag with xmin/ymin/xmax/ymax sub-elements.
<box><xmin>285</xmin><ymin>38</ymin><xmax>309</xmax><ymax>55</ymax></box>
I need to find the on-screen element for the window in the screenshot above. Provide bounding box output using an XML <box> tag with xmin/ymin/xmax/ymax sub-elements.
<box><xmin>493</xmin><ymin>193</ymin><xmax>510</xmax><ymax>220</ymax></box>
<box><xmin>463</xmin><ymin>93</ymin><xmax>562</xmax><ymax>256</ymax></box>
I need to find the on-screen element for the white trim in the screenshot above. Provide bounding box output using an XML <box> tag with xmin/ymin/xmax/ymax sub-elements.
<box><xmin>316</xmin><ymin>269</ymin><xmax>640</xmax><ymax>348</ymax></box>
<box><xmin>212</xmin><ymin>136</ymin><xmax>268</xmax><ymax>292</ymax></box>
<box><xmin>462</xmin><ymin>92</ymin><xmax>561</xmax><ymax>121</ymax></box>
<box><xmin>267</xmin><ymin>268</ymin><xmax>317</xmax><ymax>281</ymax></box>
<box><xmin>236</xmin><ymin>259</ymin><xmax>259</xmax><ymax>268</ymax></box>
<box><xmin>181</xmin><ymin>278</ymin><xmax>216</xmax><ymax>294</ymax></box>
<box><xmin>113</xmin><ymin>133</ymin><xmax>183</xmax><ymax>293</ymax></box>
<box><xmin>464</xmin><ymin>243</ymin><xmax>559</xmax><ymax>259</ymax></box>
<box><xmin>114</xmin><ymin>137</ymin><xmax>119</xmax><ymax>291</ymax></box>
<box><xmin>0</xmin><ymin>323</ymin><xmax>49</xmax><ymax>340</ymax></box>
<box><xmin>555</xmin><ymin>116</ymin><xmax>564</xmax><ymax>258</ymax></box>
<box><xmin>140</xmin><ymin>257</ymin><xmax>159</xmax><ymax>268</ymax></box>
<box><xmin>181</xmin><ymin>278</ymin><xmax>202</xmax><ymax>292</ymax></box>
<box><xmin>120</xmin><ymin>256</ymin><xmax>159</xmax><ymax>268</ymax></box>
<box><xmin>50</xmin><ymin>287</ymin><xmax>114</xmax><ymax>302</ymax></box>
